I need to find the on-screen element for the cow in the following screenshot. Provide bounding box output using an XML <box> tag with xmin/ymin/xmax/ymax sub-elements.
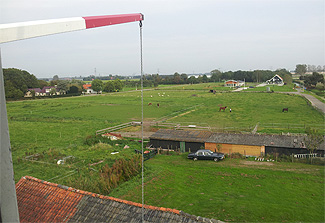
<box><xmin>148</xmin><ymin>103</ymin><xmax>152</xmax><ymax>106</ymax></box>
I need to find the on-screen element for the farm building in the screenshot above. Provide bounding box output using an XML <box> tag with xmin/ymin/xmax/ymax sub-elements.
<box><xmin>266</xmin><ymin>74</ymin><xmax>284</xmax><ymax>85</ymax></box>
<box><xmin>149</xmin><ymin>129</ymin><xmax>213</xmax><ymax>153</ymax></box>
<box><xmin>82</xmin><ymin>84</ymin><xmax>101</xmax><ymax>94</ymax></box>
<box><xmin>15</xmin><ymin>176</ymin><xmax>215</xmax><ymax>223</ymax></box>
<box><xmin>206</xmin><ymin>133</ymin><xmax>324</xmax><ymax>156</ymax></box>
<box><xmin>224</xmin><ymin>80</ymin><xmax>245</xmax><ymax>87</ymax></box>
<box><xmin>24</xmin><ymin>86</ymin><xmax>63</xmax><ymax>97</ymax></box>
<box><xmin>150</xmin><ymin>129</ymin><xmax>324</xmax><ymax>157</ymax></box>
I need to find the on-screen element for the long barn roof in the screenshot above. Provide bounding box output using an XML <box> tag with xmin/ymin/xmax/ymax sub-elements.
<box><xmin>149</xmin><ymin>129</ymin><xmax>213</xmax><ymax>143</ymax></box>
<box><xmin>16</xmin><ymin>176</ymin><xmax>219</xmax><ymax>223</ymax></box>
<box><xmin>208</xmin><ymin>133</ymin><xmax>324</xmax><ymax>150</ymax></box>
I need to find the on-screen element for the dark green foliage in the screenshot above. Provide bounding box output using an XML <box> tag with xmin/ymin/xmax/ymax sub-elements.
<box><xmin>91</xmin><ymin>79</ymin><xmax>103</xmax><ymax>93</ymax></box>
<box><xmin>103</xmin><ymin>81</ymin><xmax>115</xmax><ymax>92</ymax></box>
<box><xmin>303</xmin><ymin>72</ymin><xmax>324</xmax><ymax>88</ymax></box>
<box><xmin>68</xmin><ymin>85</ymin><xmax>79</xmax><ymax>94</ymax></box>
<box><xmin>3</xmin><ymin>68</ymin><xmax>40</xmax><ymax>99</ymax></box>
<box><xmin>295</xmin><ymin>64</ymin><xmax>307</xmax><ymax>75</ymax></box>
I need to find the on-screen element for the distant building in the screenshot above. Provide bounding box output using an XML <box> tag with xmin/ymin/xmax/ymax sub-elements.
<box><xmin>224</xmin><ymin>80</ymin><xmax>245</xmax><ymax>87</ymax></box>
<box><xmin>266</xmin><ymin>74</ymin><xmax>283</xmax><ymax>85</ymax></box>
<box><xmin>82</xmin><ymin>84</ymin><xmax>101</xmax><ymax>94</ymax></box>
<box><xmin>24</xmin><ymin>86</ymin><xmax>62</xmax><ymax>97</ymax></box>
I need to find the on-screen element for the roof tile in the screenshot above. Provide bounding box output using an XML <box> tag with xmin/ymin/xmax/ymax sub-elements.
<box><xmin>16</xmin><ymin>176</ymin><xmax>220</xmax><ymax>222</ymax></box>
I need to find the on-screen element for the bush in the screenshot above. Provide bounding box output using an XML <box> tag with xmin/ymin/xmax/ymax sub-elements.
<box><xmin>83</xmin><ymin>134</ymin><xmax>111</xmax><ymax>146</ymax></box>
<box><xmin>315</xmin><ymin>82</ymin><xmax>324</xmax><ymax>90</ymax></box>
<box><xmin>230</xmin><ymin>152</ymin><xmax>243</xmax><ymax>159</ymax></box>
<box><xmin>99</xmin><ymin>155</ymin><xmax>142</xmax><ymax>193</ymax></box>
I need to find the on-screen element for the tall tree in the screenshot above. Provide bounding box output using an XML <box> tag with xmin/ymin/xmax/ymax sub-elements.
<box><xmin>3</xmin><ymin>68</ymin><xmax>39</xmax><ymax>99</ymax></box>
<box><xmin>57</xmin><ymin>80</ymin><xmax>69</xmax><ymax>93</ymax></box>
<box><xmin>304</xmin><ymin>72</ymin><xmax>324</xmax><ymax>88</ymax></box>
<box><xmin>210</xmin><ymin>69</ymin><xmax>222</xmax><ymax>82</ymax></box>
<box><xmin>113</xmin><ymin>79</ymin><xmax>123</xmax><ymax>91</ymax></box>
<box><xmin>52</xmin><ymin>75</ymin><xmax>59</xmax><ymax>81</ymax></box>
<box><xmin>39</xmin><ymin>80</ymin><xmax>48</xmax><ymax>89</ymax></box>
<box><xmin>91</xmin><ymin>79</ymin><xmax>103</xmax><ymax>93</ymax></box>
<box><xmin>295</xmin><ymin>64</ymin><xmax>307</xmax><ymax>75</ymax></box>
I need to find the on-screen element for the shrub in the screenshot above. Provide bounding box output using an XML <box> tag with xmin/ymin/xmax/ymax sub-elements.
<box><xmin>99</xmin><ymin>155</ymin><xmax>142</xmax><ymax>194</ymax></box>
<box><xmin>230</xmin><ymin>152</ymin><xmax>243</xmax><ymax>159</ymax></box>
<box><xmin>84</xmin><ymin>134</ymin><xmax>111</xmax><ymax>146</ymax></box>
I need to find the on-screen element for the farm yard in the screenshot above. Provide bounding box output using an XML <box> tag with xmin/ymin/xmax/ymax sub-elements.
<box><xmin>7</xmin><ymin>83</ymin><xmax>325</xmax><ymax>222</ymax></box>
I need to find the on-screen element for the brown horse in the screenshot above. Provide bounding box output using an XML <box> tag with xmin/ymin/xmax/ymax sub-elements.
<box><xmin>282</xmin><ymin>108</ymin><xmax>288</xmax><ymax>112</ymax></box>
<box><xmin>219</xmin><ymin>106</ymin><xmax>227</xmax><ymax>112</ymax></box>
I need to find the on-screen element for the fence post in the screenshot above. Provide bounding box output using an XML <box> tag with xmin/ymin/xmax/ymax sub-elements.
<box><xmin>292</xmin><ymin>153</ymin><xmax>293</xmax><ymax>163</ymax></box>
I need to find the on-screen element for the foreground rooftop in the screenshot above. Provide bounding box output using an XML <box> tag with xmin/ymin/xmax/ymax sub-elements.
<box><xmin>16</xmin><ymin>176</ymin><xmax>222</xmax><ymax>223</ymax></box>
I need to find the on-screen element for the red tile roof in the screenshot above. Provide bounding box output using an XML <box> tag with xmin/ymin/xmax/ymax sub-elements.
<box><xmin>16</xmin><ymin>176</ymin><xmax>216</xmax><ymax>222</ymax></box>
<box><xmin>83</xmin><ymin>84</ymin><xmax>92</xmax><ymax>89</ymax></box>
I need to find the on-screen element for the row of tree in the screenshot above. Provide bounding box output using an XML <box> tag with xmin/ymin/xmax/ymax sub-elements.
<box><xmin>91</xmin><ymin>79</ymin><xmax>124</xmax><ymax>93</ymax></box>
<box><xmin>119</xmin><ymin>69</ymin><xmax>293</xmax><ymax>87</ymax></box>
<box><xmin>3</xmin><ymin>68</ymin><xmax>85</xmax><ymax>99</ymax></box>
<box><xmin>295</xmin><ymin>64</ymin><xmax>325</xmax><ymax>75</ymax></box>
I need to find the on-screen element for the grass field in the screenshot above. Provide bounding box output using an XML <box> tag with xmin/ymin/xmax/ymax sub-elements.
<box><xmin>110</xmin><ymin>154</ymin><xmax>325</xmax><ymax>222</ymax></box>
<box><xmin>6</xmin><ymin>84</ymin><xmax>325</xmax><ymax>222</ymax></box>
<box><xmin>243</xmin><ymin>84</ymin><xmax>296</xmax><ymax>92</ymax></box>
<box><xmin>8</xmin><ymin>87</ymin><xmax>324</xmax><ymax>154</ymax></box>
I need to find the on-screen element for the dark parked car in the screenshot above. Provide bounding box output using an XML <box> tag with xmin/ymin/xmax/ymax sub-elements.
<box><xmin>187</xmin><ymin>149</ymin><xmax>225</xmax><ymax>162</ymax></box>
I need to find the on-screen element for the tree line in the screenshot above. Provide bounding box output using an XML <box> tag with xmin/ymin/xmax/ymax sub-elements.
<box><xmin>119</xmin><ymin>69</ymin><xmax>293</xmax><ymax>88</ymax></box>
<box><xmin>3</xmin><ymin>68</ymin><xmax>84</xmax><ymax>100</ymax></box>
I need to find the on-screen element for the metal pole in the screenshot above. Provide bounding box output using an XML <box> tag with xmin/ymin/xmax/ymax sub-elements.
<box><xmin>0</xmin><ymin>49</ymin><xmax>20</xmax><ymax>222</ymax></box>
<box><xmin>139</xmin><ymin>20</ymin><xmax>144</xmax><ymax>223</ymax></box>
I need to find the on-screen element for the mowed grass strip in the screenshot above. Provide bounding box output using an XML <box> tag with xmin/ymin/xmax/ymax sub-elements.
<box><xmin>110</xmin><ymin>155</ymin><xmax>325</xmax><ymax>222</ymax></box>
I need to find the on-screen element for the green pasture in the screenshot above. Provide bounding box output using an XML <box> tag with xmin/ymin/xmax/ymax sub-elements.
<box><xmin>7</xmin><ymin>89</ymin><xmax>324</xmax><ymax>156</ymax></box>
<box><xmin>6</xmin><ymin>86</ymin><xmax>325</xmax><ymax>222</ymax></box>
<box><xmin>160</xmin><ymin>82</ymin><xmax>233</xmax><ymax>91</ymax></box>
<box><xmin>243</xmin><ymin>84</ymin><xmax>296</xmax><ymax>92</ymax></box>
<box><xmin>110</xmin><ymin>154</ymin><xmax>325</xmax><ymax>222</ymax></box>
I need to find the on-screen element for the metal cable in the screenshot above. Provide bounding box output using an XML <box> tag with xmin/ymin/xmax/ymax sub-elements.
<box><xmin>139</xmin><ymin>20</ymin><xmax>144</xmax><ymax>223</ymax></box>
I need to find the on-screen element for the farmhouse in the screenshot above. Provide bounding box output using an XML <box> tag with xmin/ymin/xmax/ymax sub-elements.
<box><xmin>266</xmin><ymin>74</ymin><xmax>284</xmax><ymax>85</ymax></box>
<box><xmin>149</xmin><ymin>129</ymin><xmax>213</xmax><ymax>153</ymax></box>
<box><xmin>16</xmin><ymin>176</ymin><xmax>216</xmax><ymax>223</ymax></box>
<box><xmin>83</xmin><ymin>84</ymin><xmax>101</xmax><ymax>94</ymax></box>
<box><xmin>24</xmin><ymin>86</ymin><xmax>62</xmax><ymax>97</ymax></box>
<box><xmin>224</xmin><ymin>80</ymin><xmax>245</xmax><ymax>88</ymax></box>
<box><xmin>150</xmin><ymin>129</ymin><xmax>324</xmax><ymax>157</ymax></box>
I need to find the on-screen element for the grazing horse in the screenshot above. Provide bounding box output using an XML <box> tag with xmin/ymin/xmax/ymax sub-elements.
<box><xmin>148</xmin><ymin>103</ymin><xmax>152</xmax><ymax>106</ymax></box>
<box><xmin>219</xmin><ymin>106</ymin><xmax>227</xmax><ymax>112</ymax></box>
<box><xmin>282</xmin><ymin>108</ymin><xmax>288</xmax><ymax>112</ymax></box>
<box><xmin>157</xmin><ymin>103</ymin><xmax>160</xmax><ymax>108</ymax></box>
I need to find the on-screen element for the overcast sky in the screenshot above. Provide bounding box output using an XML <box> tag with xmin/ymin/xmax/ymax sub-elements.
<box><xmin>0</xmin><ymin>0</ymin><xmax>324</xmax><ymax>78</ymax></box>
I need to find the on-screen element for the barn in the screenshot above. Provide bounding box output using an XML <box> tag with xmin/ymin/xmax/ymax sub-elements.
<box><xmin>149</xmin><ymin>129</ymin><xmax>324</xmax><ymax>157</ymax></box>
<box><xmin>266</xmin><ymin>74</ymin><xmax>284</xmax><ymax>85</ymax></box>
<box><xmin>205</xmin><ymin>133</ymin><xmax>325</xmax><ymax>157</ymax></box>
<box><xmin>149</xmin><ymin>129</ymin><xmax>212</xmax><ymax>153</ymax></box>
